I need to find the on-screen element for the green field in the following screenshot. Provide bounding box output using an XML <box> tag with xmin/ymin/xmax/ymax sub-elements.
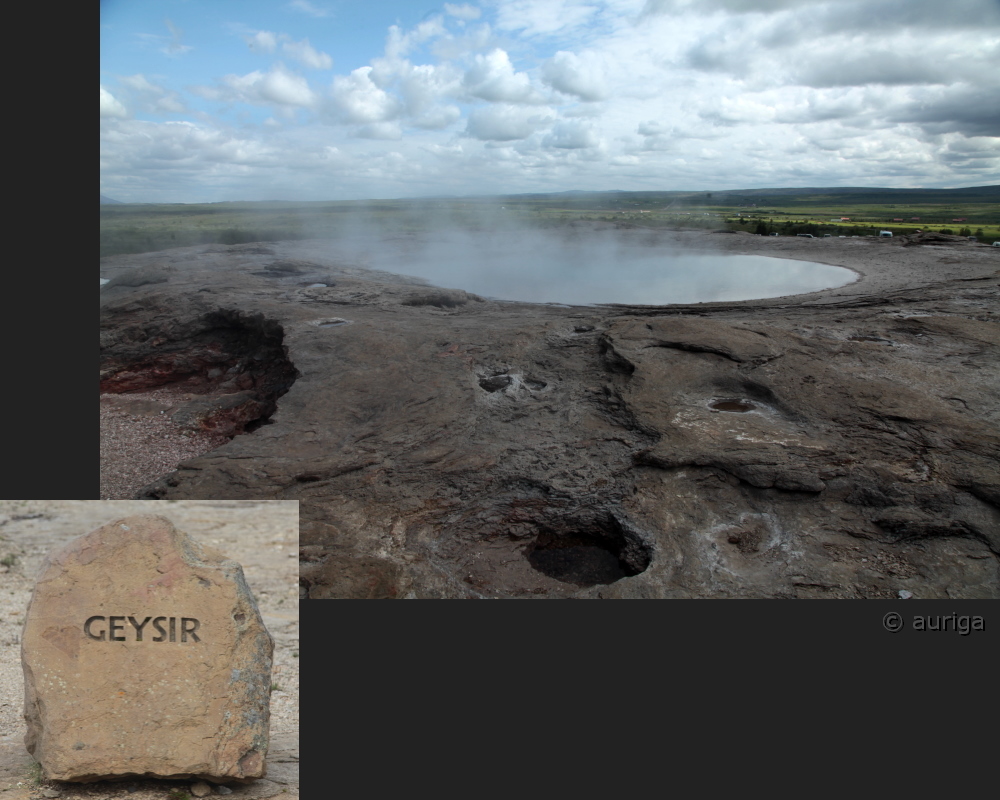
<box><xmin>100</xmin><ymin>186</ymin><xmax>1000</xmax><ymax>257</ymax></box>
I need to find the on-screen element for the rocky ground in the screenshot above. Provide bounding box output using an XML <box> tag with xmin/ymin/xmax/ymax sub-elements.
<box><xmin>99</xmin><ymin>228</ymin><xmax>1000</xmax><ymax>599</ymax></box>
<box><xmin>0</xmin><ymin>501</ymin><xmax>298</xmax><ymax>800</ymax></box>
<box><xmin>101</xmin><ymin>390</ymin><xmax>232</xmax><ymax>500</ymax></box>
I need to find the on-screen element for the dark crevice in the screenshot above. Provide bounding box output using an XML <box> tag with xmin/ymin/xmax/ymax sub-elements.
<box><xmin>100</xmin><ymin>309</ymin><xmax>299</xmax><ymax>437</ymax></box>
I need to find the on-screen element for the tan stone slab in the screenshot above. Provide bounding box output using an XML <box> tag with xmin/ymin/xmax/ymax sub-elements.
<box><xmin>21</xmin><ymin>515</ymin><xmax>273</xmax><ymax>783</ymax></box>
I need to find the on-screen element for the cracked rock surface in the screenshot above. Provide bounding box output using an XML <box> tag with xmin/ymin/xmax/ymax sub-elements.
<box><xmin>99</xmin><ymin>229</ymin><xmax>1000</xmax><ymax>598</ymax></box>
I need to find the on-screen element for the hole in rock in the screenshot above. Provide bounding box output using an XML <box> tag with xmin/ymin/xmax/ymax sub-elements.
<box><xmin>525</xmin><ymin>516</ymin><xmax>651</xmax><ymax>587</ymax></box>
<box><xmin>710</xmin><ymin>399</ymin><xmax>755</xmax><ymax>412</ymax></box>
<box><xmin>100</xmin><ymin>309</ymin><xmax>299</xmax><ymax>439</ymax></box>
<box><xmin>479</xmin><ymin>374</ymin><xmax>512</xmax><ymax>392</ymax></box>
<box><xmin>314</xmin><ymin>318</ymin><xmax>350</xmax><ymax>328</ymax></box>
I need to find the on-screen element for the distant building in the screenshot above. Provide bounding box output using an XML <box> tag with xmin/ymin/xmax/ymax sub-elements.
<box><xmin>893</xmin><ymin>218</ymin><xmax>903</xmax><ymax>222</ymax></box>
<box><xmin>952</xmin><ymin>218</ymin><xmax>967</xmax><ymax>222</ymax></box>
<box><xmin>911</xmin><ymin>217</ymin><xmax>920</xmax><ymax>221</ymax></box>
<box><xmin>840</xmin><ymin>217</ymin><xmax>850</xmax><ymax>221</ymax></box>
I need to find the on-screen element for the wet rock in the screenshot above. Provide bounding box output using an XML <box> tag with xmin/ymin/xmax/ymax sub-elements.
<box><xmin>22</xmin><ymin>515</ymin><xmax>273</xmax><ymax>782</ymax></box>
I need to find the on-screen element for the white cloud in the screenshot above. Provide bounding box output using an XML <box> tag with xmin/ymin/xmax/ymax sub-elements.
<box><xmin>697</xmin><ymin>95</ymin><xmax>777</xmax><ymax>127</ymax></box>
<box><xmin>162</xmin><ymin>19</ymin><xmax>193</xmax><ymax>57</ymax></box>
<box><xmin>355</xmin><ymin>122</ymin><xmax>403</xmax><ymax>140</ymax></box>
<box><xmin>772</xmin><ymin>88</ymin><xmax>874</xmax><ymax>125</ymax></box>
<box><xmin>541</xmin><ymin>51</ymin><xmax>609</xmax><ymax>101</ymax></box>
<box><xmin>466</xmin><ymin>104</ymin><xmax>555</xmax><ymax>140</ymax></box>
<box><xmin>385</xmin><ymin>20</ymin><xmax>447</xmax><ymax>61</ymax></box>
<box><xmin>257</xmin><ymin>66</ymin><xmax>316</xmax><ymax>106</ymax></box>
<box><xmin>247</xmin><ymin>31</ymin><xmax>279</xmax><ymax>53</ymax></box>
<box><xmin>412</xmin><ymin>105</ymin><xmax>462</xmax><ymax>130</ymax></box>
<box><xmin>463</xmin><ymin>49</ymin><xmax>545</xmax><ymax>103</ymax></box>
<box><xmin>329</xmin><ymin>66</ymin><xmax>402</xmax><ymax>123</ymax></box>
<box><xmin>636</xmin><ymin>121</ymin><xmax>667</xmax><ymax>136</ymax></box>
<box><xmin>288</xmin><ymin>1</ymin><xmax>329</xmax><ymax>18</ymax></box>
<box><xmin>245</xmin><ymin>31</ymin><xmax>332</xmax><ymax>70</ymax></box>
<box><xmin>198</xmin><ymin>64</ymin><xmax>316</xmax><ymax>108</ymax></box>
<box><xmin>494</xmin><ymin>0</ymin><xmax>601</xmax><ymax>37</ymax></box>
<box><xmin>429</xmin><ymin>21</ymin><xmax>498</xmax><ymax>60</ymax></box>
<box><xmin>102</xmin><ymin>119</ymin><xmax>274</xmax><ymax>169</ymax></box>
<box><xmin>119</xmin><ymin>74</ymin><xmax>186</xmax><ymax>115</ymax></box>
<box><xmin>444</xmin><ymin>4</ymin><xmax>483</xmax><ymax>21</ymax></box>
<box><xmin>543</xmin><ymin>120</ymin><xmax>600</xmax><ymax>148</ymax></box>
<box><xmin>100</xmin><ymin>86</ymin><xmax>128</xmax><ymax>118</ymax></box>
<box><xmin>101</xmin><ymin>0</ymin><xmax>1000</xmax><ymax>201</ymax></box>
<box><xmin>282</xmin><ymin>38</ymin><xmax>333</xmax><ymax>70</ymax></box>
<box><xmin>370</xmin><ymin>59</ymin><xmax>463</xmax><ymax>119</ymax></box>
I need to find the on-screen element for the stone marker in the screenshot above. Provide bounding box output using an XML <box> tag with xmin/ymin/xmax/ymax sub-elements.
<box><xmin>21</xmin><ymin>514</ymin><xmax>274</xmax><ymax>782</ymax></box>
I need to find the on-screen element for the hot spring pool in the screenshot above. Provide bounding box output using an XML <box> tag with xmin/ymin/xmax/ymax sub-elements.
<box><xmin>367</xmin><ymin>234</ymin><xmax>857</xmax><ymax>305</ymax></box>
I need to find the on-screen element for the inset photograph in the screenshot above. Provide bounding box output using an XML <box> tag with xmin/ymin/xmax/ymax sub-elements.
<box><xmin>0</xmin><ymin>500</ymin><xmax>298</xmax><ymax>799</ymax></box>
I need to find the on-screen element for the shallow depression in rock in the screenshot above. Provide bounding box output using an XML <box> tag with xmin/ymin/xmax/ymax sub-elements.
<box><xmin>363</xmin><ymin>231</ymin><xmax>858</xmax><ymax>305</ymax></box>
<box><xmin>710</xmin><ymin>399</ymin><xmax>755</xmax><ymax>412</ymax></box>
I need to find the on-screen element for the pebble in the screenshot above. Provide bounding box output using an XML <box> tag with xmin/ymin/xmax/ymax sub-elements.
<box><xmin>191</xmin><ymin>781</ymin><xmax>213</xmax><ymax>797</ymax></box>
<box><xmin>216</xmin><ymin>786</ymin><xmax>233</xmax><ymax>795</ymax></box>
<box><xmin>898</xmin><ymin>590</ymin><xmax>914</xmax><ymax>599</ymax></box>
<box><xmin>41</xmin><ymin>789</ymin><xmax>61</xmax><ymax>798</ymax></box>
<box><xmin>100</xmin><ymin>390</ymin><xmax>230</xmax><ymax>499</ymax></box>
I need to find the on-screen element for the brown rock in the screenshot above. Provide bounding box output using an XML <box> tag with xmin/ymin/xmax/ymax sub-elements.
<box><xmin>21</xmin><ymin>515</ymin><xmax>273</xmax><ymax>782</ymax></box>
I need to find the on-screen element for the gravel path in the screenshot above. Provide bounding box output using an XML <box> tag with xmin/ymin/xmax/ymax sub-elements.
<box><xmin>0</xmin><ymin>501</ymin><xmax>298</xmax><ymax>800</ymax></box>
<box><xmin>100</xmin><ymin>391</ymin><xmax>233</xmax><ymax>500</ymax></box>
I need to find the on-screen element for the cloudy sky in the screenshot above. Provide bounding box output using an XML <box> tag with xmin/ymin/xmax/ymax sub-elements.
<box><xmin>100</xmin><ymin>0</ymin><xmax>1000</xmax><ymax>203</ymax></box>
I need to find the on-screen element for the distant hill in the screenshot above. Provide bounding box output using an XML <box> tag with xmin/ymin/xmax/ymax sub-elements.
<box><xmin>100</xmin><ymin>195</ymin><xmax>123</xmax><ymax>205</ymax></box>
<box><xmin>698</xmin><ymin>185</ymin><xmax>1000</xmax><ymax>205</ymax></box>
<box><xmin>498</xmin><ymin>185</ymin><xmax>1000</xmax><ymax>208</ymax></box>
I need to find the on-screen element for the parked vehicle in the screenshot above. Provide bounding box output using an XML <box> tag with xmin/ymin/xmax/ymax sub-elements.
<box><xmin>796</xmin><ymin>233</ymin><xmax>815</xmax><ymax>238</ymax></box>
<box><xmin>879</xmin><ymin>230</ymin><xmax>893</xmax><ymax>237</ymax></box>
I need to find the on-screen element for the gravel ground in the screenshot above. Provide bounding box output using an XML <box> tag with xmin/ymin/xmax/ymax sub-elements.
<box><xmin>100</xmin><ymin>390</ymin><xmax>232</xmax><ymax>500</ymax></box>
<box><xmin>0</xmin><ymin>501</ymin><xmax>298</xmax><ymax>800</ymax></box>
